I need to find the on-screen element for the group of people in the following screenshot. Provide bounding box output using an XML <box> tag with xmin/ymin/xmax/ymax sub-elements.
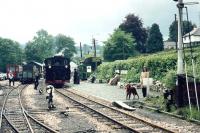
<box><xmin>33</xmin><ymin>66</ymin><xmax>55</xmax><ymax>110</ymax></box>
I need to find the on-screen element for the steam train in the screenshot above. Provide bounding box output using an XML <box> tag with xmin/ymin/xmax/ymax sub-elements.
<box><xmin>44</xmin><ymin>56</ymin><xmax>71</xmax><ymax>87</ymax></box>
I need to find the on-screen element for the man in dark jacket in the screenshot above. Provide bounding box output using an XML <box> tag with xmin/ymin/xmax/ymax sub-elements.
<box><xmin>33</xmin><ymin>66</ymin><xmax>39</xmax><ymax>90</ymax></box>
<box><xmin>73</xmin><ymin>69</ymin><xmax>80</xmax><ymax>84</ymax></box>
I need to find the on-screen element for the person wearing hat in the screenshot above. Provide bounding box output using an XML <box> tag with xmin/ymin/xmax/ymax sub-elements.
<box><xmin>140</xmin><ymin>66</ymin><xmax>150</xmax><ymax>97</ymax></box>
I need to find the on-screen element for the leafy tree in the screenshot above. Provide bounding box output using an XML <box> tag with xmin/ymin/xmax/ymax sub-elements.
<box><xmin>119</xmin><ymin>13</ymin><xmax>147</xmax><ymax>53</ymax></box>
<box><xmin>55</xmin><ymin>34</ymin><xmax>76</xmax><ymax>59</ymax></box>
<box><xmin>0</xmin><ymin>38</ymin><xmax>23</xmax><ymax>72</ymax></box>
<box><xmin>24</xmin><ymin>29</ymin><xmax>54</xmax><ymax>63</ymax></box>
<box><xmin>103</xmin><ymin>28</ymin><xmax>137</xmax><ymax>61</ymax></box>
<box><xmin>146</xmin><ymin>23</ymin><xmax>163</xmax><ymax>53</ymax></box>
<box><xmin>169</xmin><ymin>20</ymin><xmax>196</xmax><ymax>42</ymax></box>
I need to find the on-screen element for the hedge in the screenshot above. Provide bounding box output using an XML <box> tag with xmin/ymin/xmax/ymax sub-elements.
<box><xmin>96</xmin><ymin>47</ymin><xmax>200</xmax><ymax>87</ymax></box>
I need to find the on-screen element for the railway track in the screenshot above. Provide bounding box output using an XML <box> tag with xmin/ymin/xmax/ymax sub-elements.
<box><xmin>56</xmin><ymin>89</ymin><xmax>177</xmax><ymax>133</ymax></box>
<box><xmin>0</xmin><ymin>84</ymin><xmax>58</xmax><ymax>133</ymax></box>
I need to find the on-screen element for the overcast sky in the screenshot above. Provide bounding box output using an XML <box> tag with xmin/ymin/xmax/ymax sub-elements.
<box><xmin>0</xmin><ymin>0</ymin><xmax>199</xmax><ymax>45</ymax></box>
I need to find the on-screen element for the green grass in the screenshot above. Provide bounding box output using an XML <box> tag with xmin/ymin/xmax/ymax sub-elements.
<box><xmin>144</xmin><ymin>97</ymin><xmax>200</xmax><ymax>121</ymax></box>
<box><xmin>176</xmin><ymin>106</ymin><xmax>200</xmax><ymax>121</ymax></box>
<box><xmin>144</xmin><ymin>96</ymin><xmax>165</xmax><ymax>110</ymax></box>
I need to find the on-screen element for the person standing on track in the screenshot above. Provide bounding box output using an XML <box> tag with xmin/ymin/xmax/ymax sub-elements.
<box><xmin>8</xmin><ymin>70</ymin><xmax>14</xmax><ymax>86</ymax></box>
<box><xmin>46</xmin><ymin>85</ymin><xmax>55</xmax><ymax>110</ymax></box>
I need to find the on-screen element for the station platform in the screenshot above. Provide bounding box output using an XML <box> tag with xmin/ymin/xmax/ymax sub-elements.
<box><xmin>70</xmin><ymin>81</ymin><xmax>161</xmax><ymax>103</ymax></box>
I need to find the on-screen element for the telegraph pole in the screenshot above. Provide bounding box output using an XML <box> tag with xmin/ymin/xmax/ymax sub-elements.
<box><xmin>175</xmin><ymin>14</ymin><xmax>178</xmax><ymax>51</ymax></box>
<box><xmin>93</xmin><ymin>38</ymin><xmax>97</xmax><ymax>57</ymax></box>
<box><xmin>174</xmin><ymin>0</ymin><xmax>199</xmax><ymax>113</ymax></box>
<box><xmin>80</xmin><ymin>42</ymin><xmax>82</xmax><ymax>58</ymax></box>
<box><xmin>177</xmin><ymin>0</ymin><xmax>184</xmax><ymax>75</ymax></box>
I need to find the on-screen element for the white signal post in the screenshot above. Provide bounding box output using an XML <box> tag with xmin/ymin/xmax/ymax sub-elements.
<box><xmin>177</xmin><ymin>0</ymin><xmax>184</xmax><ymax>75</ymax></box>
<box><xmin>174</xmin><ymin>0</ymin><xmax>199</xmax><ymax>113</ymax></box>
<box><xmin>174</xmin><ymin>0</ymin><xmax>192</xmax><ymax>114</ymax></box>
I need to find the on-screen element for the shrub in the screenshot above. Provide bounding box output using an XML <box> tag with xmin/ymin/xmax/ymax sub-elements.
<box><xmin>96</xmin><ymin>47</ymin><xmax>200</xmax><ymax>84</ymax></box>
<box><xmin>162</xmin><ymin>70</ymin><xmax>176</xmax><ymax>89</ymax></box>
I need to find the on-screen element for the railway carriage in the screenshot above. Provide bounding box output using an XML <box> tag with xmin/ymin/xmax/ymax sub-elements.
<box><xmin>44</xmin><ymin>56</ymin><xmax>71</xmax><ymax>87</ymax></box>
<box><xmin>20</xmin><ymin>61</ymin><xmax>43</xmax><ymax>84</ymax></box>
<box><xmin>20</xmin><ymin>64</ymin><xmax>34</xmax><ymax>84</ymax></box>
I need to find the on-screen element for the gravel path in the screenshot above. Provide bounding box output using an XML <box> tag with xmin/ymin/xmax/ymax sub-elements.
<box><xmin>21</xmin><ymin>84</ymin><xmax>117</xmax><ymax>133</ymax></box>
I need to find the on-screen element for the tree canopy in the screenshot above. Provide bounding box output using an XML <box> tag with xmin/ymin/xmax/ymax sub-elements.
<box><xmin>119</xmin><ymin>13</ymin><xmax>147</xmax><ymax>53</ymax></box>
<box><xmin>169</xmin><ymin>20</ymin><xmax>196</xmax><ymax>42</ymax></box>
<box><xmin>103</xmin><ymin>28</ymin><xmax>137</xmax><ymax>61</ymax></box>
<box><xmin>55</xmin><ymin>34</ymin><xmax>76</xmax><ymax>59</ymax></box>
<box><xmin>146</xmin><ymin>23</ymin><xmax>163</xmax><ymax>53</ymax></box>
<box><xmin>24</xmin><ymin>29</ymin><xmax>54</xmax><ymax>63</ymax></box>
<box><xmin>0</xmin><ymin>38</ymin><xmax>23</xmax><ymax>72</ymax></box>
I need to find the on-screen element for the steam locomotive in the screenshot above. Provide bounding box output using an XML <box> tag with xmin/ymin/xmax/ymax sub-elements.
<box><xmin>44</xmin><ymin>56</ymin><xmax>71</xmax><ymax>87</ymax></box>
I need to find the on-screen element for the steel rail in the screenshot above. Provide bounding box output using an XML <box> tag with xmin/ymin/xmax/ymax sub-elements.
<box><xmin>2</xmin><ymin>114</ymin><xmax>19</xmax><ymax>132</ymax></box>
<box><xmin>0</xmin><ymin>85</ymin><xmax>34</xmax><ymax>132</ymax></box>
<box><xmin>18</xmin><ymin>85</ymin><xmax>34</xmax><ymax>133</ymax></box>
<box><xmin>1</xmin><ymin>84</ymin><xmax>57</xmax><ymax>133</ymax></box>
<box><xmin>55</xmin><ymin>89</ymin><xmax>140</xmax><ymax>132</ymax></box>
<box><xmin>19</xmin><ymin>85</ymin><xmax>59</xmax><ymax>133</ymax></box>
<box><xmin>56</xmin><ymin>89</ymin><xmax>176</xmax><ymax>133</ymax></box>
<box><xmin>24</xmin><ymin>111</ymin><xmax>59</xmax><ymax>133</ymax></box>
<box><xmin>0</xmin><ymin>84</ymin><xmax>21</xmax><ymax>129</ymax></box>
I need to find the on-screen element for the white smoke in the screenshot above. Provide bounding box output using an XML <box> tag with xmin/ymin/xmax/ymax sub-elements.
<box><xmin>55</xmin><ymin>48</ymin><xmax>68</xmax><ymax>56</ymax></box>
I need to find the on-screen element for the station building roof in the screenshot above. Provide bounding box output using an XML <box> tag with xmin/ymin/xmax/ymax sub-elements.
<box><xmin>183</xmin><ymin>27</ymin><xmax>200</xmax><ymax>37</ymax></box>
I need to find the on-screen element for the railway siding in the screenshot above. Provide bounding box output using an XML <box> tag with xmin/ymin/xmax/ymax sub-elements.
<box><xmin>56</xmin><ymin>88</ymin><xmax>176</xmax><ymax>133</ymax></box>
<box><xmin>0</xmin><ymin>84</ymin><xmax>58</xmax><ymax>133</ymax></box>
<box><xmin>66</xmin><ymin>83</ymin><xmax>200</xmax><ymax>133</ymax></box>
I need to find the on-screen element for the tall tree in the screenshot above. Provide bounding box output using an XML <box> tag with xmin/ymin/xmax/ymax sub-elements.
<box><xmin>0</xmin><ymin>38</ymin><xmax>23</xmax><ymax>72</ymax></box>
<box><xmin>169</xmin><ymin>20</ymin><xmax>196</xmax><ymax>42</ymax></box>
<box><xmin>24</xmin><ymin>29</ymin><xmax>54</xmax><ymax>63</ymax></box>
<box><xmin>119</xmin><ymin>13</ymin><xmax>147</xmax><ymax>53</ymax></box>
<box><xmin>103</xmin><ymin>28</ymin><xmax>137</xmax><ymax>61</ymax></box>
<box><xmin>55</xmin><ymin>34</ymin><xmax>76</xmax><ymax>59</ymax></box>
<box><xmin>146</xmin><ymin>23</ymin><xmax>163</xmax><ymax>53</ymax></box>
